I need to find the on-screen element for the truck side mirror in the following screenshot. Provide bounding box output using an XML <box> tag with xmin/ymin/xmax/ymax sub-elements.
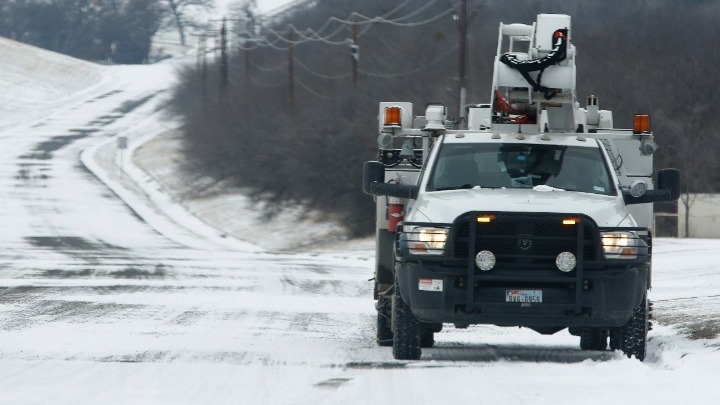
<box><xmin>623</xmin><ymin>168</ymin><xmax>680</xmax><ymax>204</ymax></box>
<box><xmin>363</xmin><ymin>161</ymin><xmax>419</xmax><ymax>199</ymax></box>
<box><xmin>362</xmin><ymin>161</ymin><xmax>385</xmax><ymax>195</ymax></box>
<box><xmin>657</xmin><ymin>168</ymin><xmax>680</xmax><ymax>201</ymax></box>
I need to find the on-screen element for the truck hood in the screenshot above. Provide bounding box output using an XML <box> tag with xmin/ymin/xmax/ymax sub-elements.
<box><xmin>409</xmin><ymin>188</ymin><xmax>632</xmax><ymax>227</ymax></box>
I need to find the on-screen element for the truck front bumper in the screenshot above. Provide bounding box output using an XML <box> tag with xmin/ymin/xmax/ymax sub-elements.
<box><xmin>396</xmin><ymin>261</ymin><xmax>648</xmax><ymax>328</ymax></box>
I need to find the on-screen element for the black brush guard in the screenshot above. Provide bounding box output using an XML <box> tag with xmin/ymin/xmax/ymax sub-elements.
<box><xmin>396</xmin><ymin>212</ymin><xmax>651</xmax><ymax>321</ymax></box>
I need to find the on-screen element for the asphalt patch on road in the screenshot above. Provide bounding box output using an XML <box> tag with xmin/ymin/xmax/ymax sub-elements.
<box><xmin>115</xmin><ymin>94</ymin><xmax>155</xmax><ymax>114</ymax></box>
<box><xmin>108</xmin><ymin>265</ymin><xmax>167</xmax><ymax>279</ymax></box>
<box><xmin>0</xmin><ymin>298</ymin><xmax>146</xmax><ymax>331</ymax></box>
<box><xmin>16</xmin><ymin>163</ymin><xmax>50</xmax><ymax>183</ymax></box>
<box><xmin>315</xmin><ymin>378</ymin><xmax>353</xmax><ymax>389</ymax></box>
<box><xmin>99</xmin><ymin>351</ymin><xmax>177</xmax><ymax>363</ymax></box>
<box><xmin>85</xmin><ymin>89</ymin><xmax>122</xmax><ymax>102</ymax></box>
<box><xmin>20</xmin><ymin>129</ymin><xmax>97</xmax><ymax>160</ymax></box>
<box><xmin>25</xmin><ymin>236</ymin><xmax>125</xmax><ymax>251</ymax></box>
<box><xmin>345</xmin><ymin>361</ymin><xmax>409</xmax><ymax>369</ymax></box>
<box><xmin>41</xmin><ymin>268</ymin><xmax>95</xmax><ymax>278</ymax></box>
<box><xmin>88</xmin><ymin>114</ymin><xmax>123</xmax><ymax>126</ymax></box>
<box><xmin>20</xmin><ymin>256</ymin><xmax>171</xmax><ymax>281</ymax></box>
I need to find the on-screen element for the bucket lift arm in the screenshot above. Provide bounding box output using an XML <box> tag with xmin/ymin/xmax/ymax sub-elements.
<box><xmin>500</xmin><ymin>28</ymin><xmax>568</xmax><ymax>100</ymax></box>
<box><xmin>491</xmin><ymin>14</ymin><xmax>577</xmax><ymax>133</ymax></box>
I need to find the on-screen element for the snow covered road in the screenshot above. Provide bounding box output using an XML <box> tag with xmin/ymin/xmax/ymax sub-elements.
<box><xmin>0</xmin><ymin>40</ymin><xmax>718</xmax><ymax>404</ymax></box>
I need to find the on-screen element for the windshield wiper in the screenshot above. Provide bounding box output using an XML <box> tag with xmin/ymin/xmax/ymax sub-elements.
<box><xmin>436</xmin><ymin>184</ymin><xmax>474</xmax><ymax>191</ymax></box>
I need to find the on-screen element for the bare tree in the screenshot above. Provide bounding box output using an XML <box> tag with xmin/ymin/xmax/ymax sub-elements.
<box><xmin>228</xmin><ymin>0</ymin><xmax>259</xmax><ymax>36</ymax></box>
<box><xmin>162</xmin><ymin>0</ymin><xmax>214</xmax><ymax>46</ymax></box>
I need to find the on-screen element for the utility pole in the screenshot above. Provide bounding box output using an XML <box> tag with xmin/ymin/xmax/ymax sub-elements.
<box><xmin>287</xmin><ymin>26</ymin><xmax>295</xmax><ymax>111</ymax></box>
<box><xmin>458</xmin><ymin>0</ymin><xmax>468</xmax><ymax>124</ymax></box>
<box><xmin>243</xmin><ymin>17</ymin><xmax>251</xmax><ymax>91</ymax></box>
<box><xmin>220</xmin><ymin>19</ymin><xmax>228</xmax><ymax>94</ymax></box>
<box><xmin>244</xmin><ymin>46</ymin><xmax>251</xmax><ymax>90</ymax></box>
<box><xmin>351</xmin><ymin>22</ymin><xmax>358</xmax><ymax>86</ymax></box>
<box><xmin>197</xmin><ymin>34</ymin><xmax>208</xmax><ymax>95</ymax></box>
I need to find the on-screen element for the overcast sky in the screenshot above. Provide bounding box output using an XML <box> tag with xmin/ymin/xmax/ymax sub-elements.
<box><xmin>215</xmin><ymin>0</ymin><xmax>295</xmax><ymax>14</ymax></box>
<box><xmin>257</xmin><ymin>0</ymin><xmax>294</xmax><ymax>12</ymax></box>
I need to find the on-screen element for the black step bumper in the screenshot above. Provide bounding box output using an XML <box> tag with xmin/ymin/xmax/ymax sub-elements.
<box><xmin>396</xmin><ymin>261</ymin><xmax>648</xmax><ymax>328</ymax></box>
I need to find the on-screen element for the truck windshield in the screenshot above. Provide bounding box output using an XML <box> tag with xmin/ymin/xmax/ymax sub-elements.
<box><xmin>427</xmin><ymin>143</ymin><xmax>615</xmax><ymax>195</ymax></box>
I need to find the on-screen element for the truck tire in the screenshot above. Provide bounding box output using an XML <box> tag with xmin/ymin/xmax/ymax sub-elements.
<box><xmin>580</xmin><ymin>328</ymin><xmax>608</xmax><ymax>351</ymax></box>
<box><xmin>392</xmin><ymin>282</ymin><xmax>421</xmax><ymax>360</ymax></box>
<box><xmin>376</xmin><ymin>297</ymin><xmax>393</xmax><ymax>346</ymax></box>
<box><xmin>620</xmin><ymin>294</ymin><xmax>649</xmax><ymax>361</ymax></box>
<box><xmin>609</xmin><ymin>329</ymin><xmax>622</xmax><ymax>351</ymax></box>
<box><xmin>420</xmin><ymin>329</ymin><xmax>435</xmax><ymax>348</ymax></box>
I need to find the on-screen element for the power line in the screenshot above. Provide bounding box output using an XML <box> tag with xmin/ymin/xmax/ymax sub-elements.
<box><xmin>231</xmin><ymin>3</ymin><xmax>455</xmax><ymax>49</ymax></box>
<box><xmin>299</xmin><ymin>27</ymin><xmax>352</xmax><ymax>46</ymax></box>
<box><xmin>309</xmin><ymin>0</ymin><xmax>416</xmax><ymax>36</ymax></box>
<box><xmin>271</xmin><ymin>24</ymin><xmax>351</xmax><ymax>46</ymax></box>
<box><xmin>330</xmin><ymin>7</ymin><xmax>455</xmax><ymax>28</ymax></box>
<box><xmin>294</xmin><ymin>58</ymin><xmax>352</xmax><ymax>80</ymax></box>
<box><xmin>358</xmin><ymin>44</ymin><xmax>459</xmax><ymax>78</ymax></box>
<box><xmin>266</xmin><ymin>27</ymin><xmax>314</xmax><ymax>46</ymax></box>
<box><xmin>247</xmin><ymin>59</ymin><xmax>286</xmax><ymax>72</ymax></box>
<box><xmin>294</xmin><ymin>76</ymin><xmax>347</xmax><ymax>100</ymax></box>
<box><xmin>246</xmin><ymin>76</ymin><xmax>286</xmax><ymax>88</ymax></box>
<box><xmin>387</xmin><ymin>0</ymin><xmax>442</xmax><ymax>22</ymax></box>
<box><xmin>215</xmin><ymin>2</ymin><xmax>461</xmax><ymax>103</ymax></box>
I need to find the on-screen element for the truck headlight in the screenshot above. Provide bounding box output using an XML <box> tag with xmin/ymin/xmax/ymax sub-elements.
<box><xmin>601</xmin><ymin>231</ymin><xmax>638</xmax><ymax>259</ymax></box>
<box><xmin>407</xmin><ymin>227</ymin><xmax>449</xmax><ymax>255</ymax></box>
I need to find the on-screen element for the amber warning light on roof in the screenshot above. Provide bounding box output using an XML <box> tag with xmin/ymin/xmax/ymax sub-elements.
<box><xmin>384</xmin><ymin>106</ymin><xmax>402</xmax><ymax>127</ymax></box>
<box><xmin>633</xmin><ymin>114</ymin><xmax>651</xmax><ymax>134</ymax></box>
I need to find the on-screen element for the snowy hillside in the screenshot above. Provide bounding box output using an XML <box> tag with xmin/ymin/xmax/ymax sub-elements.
<box><xmin>0</xmin><ymin>36</ymin><xmax>101</xmax><ymax>130</ymax></box>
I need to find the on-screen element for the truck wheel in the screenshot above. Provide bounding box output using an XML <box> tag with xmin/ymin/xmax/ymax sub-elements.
<box><xmin>580</xmin><ymin>328</ymin><xmax>608</xmax><ymax>351</ymax></box>
<box><xmin>620</xmin><ymin>294</ymin><xmax>649</xmax><ymax>361</ymax></box>
<box><xmin>392</xmin><ymin>282</ymin><xmax>421</xmax><ymax>360</ymax></box>
<box><xmin>609</xmin><ymin>329</ymin><xmax>622</xmax><ymax>351</ymax></box>
<box><xmin>376</xmin><ymin>297</ymin><xmax>393</xmax><ymax>346</ymax></box>
<box><xmin>420</xmin><ymin>329</ymin><xmax>435</xmax><ymax>348</ymax></box>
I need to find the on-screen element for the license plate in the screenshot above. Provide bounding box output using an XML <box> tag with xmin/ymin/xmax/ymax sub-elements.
<box><xmin>506</xmin><ymin>290</ymin><xmax>542</xmax><ymax>303</ymax></box>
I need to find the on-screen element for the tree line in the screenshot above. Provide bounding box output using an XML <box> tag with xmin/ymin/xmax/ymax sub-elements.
<box><xmin>0</xmin><ymin>0</ymin><xmax>211</xmax><ymax>63</ymax></box>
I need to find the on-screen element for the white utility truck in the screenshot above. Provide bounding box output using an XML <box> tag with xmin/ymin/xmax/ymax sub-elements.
<box><xmin>363</xmin><ymin>14</ymin><xmax>679</xmax><ymax>361</ymax></box>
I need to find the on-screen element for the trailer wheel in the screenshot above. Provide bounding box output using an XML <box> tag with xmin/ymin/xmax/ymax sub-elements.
<box><xmin>580</xmin><ymin>328</ymin><xmax>608</xmax><ymax>351</ymax></box>
<box><xmin>392</xmin><ymin>281</ymin><xmax>421</xmax><ymax>360</ymax></box>
<box><xmin>620</xmin><ymin>294</ymin><xmax>649</xmax><ymax>361</ymax></box>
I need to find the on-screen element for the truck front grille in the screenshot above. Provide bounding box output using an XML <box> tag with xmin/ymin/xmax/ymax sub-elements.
<box><xmin>451</xmin><ymin>213</ymin><xmax>598</xmax><ymax>268</ymax></box>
